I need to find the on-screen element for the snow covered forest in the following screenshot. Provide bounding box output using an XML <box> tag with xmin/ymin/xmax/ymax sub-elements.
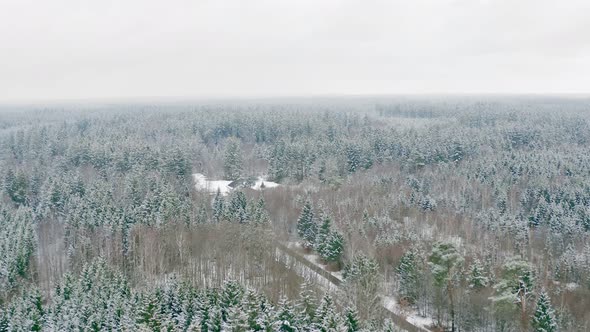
<box><xmin>1</xmin><ymin>96</ymin><xmax>590</xmax><ymax>331</ymax></box>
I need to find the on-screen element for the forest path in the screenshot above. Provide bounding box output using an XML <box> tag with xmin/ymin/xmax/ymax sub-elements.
<box><xmin>274</xmin><ymin>241</ymin><xmax>431</xmax><ymax>332</ymax></box>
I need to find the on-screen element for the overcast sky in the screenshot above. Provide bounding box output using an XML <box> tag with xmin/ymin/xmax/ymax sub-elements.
<box><xmin>1</xmin><ymin>0</ymin><xmax>589</xmax><ymax>102</ymax></box>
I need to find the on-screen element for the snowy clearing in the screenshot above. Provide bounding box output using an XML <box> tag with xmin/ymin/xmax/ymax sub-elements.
<box><xmin>193</xmin><ymin>173</ymin><xmax>279</xmax><ymax>195</ymax></box>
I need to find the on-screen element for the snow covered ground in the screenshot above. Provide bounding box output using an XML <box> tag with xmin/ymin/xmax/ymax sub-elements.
<box><xmin>382</xmin><ymin>296</ymin><xmax>434</xmax><ymax>331</ymax></box>
<box><xmin>193</xmin><ymin>173</ymin><xmax>279</xmax><ymax>195</ymax></box>
<box><xmin>286</xmin><ymin>241</ymin><xmax>344</xmax><ymax>281</ymax></box>
<box><xmin>193</xmin><ymin>173</ymin><xmax>233</xmax><ymax>195</ymax></box>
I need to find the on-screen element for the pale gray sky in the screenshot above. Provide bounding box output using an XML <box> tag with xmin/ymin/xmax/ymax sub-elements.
<box><xmin>1</xmin><ymin>0</ymin><xmax>589</xmax><ymax>102</ymax></box>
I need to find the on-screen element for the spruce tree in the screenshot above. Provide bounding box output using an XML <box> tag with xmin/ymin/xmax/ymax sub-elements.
<box><xmin>297</xmin><ymin>200</ymin><xmax>317</xmax><ymax>249</ymax></box>
<box><xmin>345</xmin><ymin>307</ymin><xmax>361</xmax><ymax>332</ymax></box>
<box><xmin>212</xmin><ymin>188</ymin><xmax>224</xmax><ymax>223</ymax></box>
<box><xmin>223</xmin><ymin>138</ymin><xmax>243</xmax><ymax>181</ymax></box>
<box><xmin>532</xmin><ymin>291</ymin><xmax>557</xmax><ymax>332</ymax></box>
<box><xmin>396</xmin><ymin>249</ymin><xmax>420</xmax><ymax>304</ymax></box>
<box><xmin>274</xmin><ymin>297</ymin><xmax>297</xmax><ymax>332</ymax></box>
<box><xmin>468</xmin><ymin>258</ymin><xmax>488</xmax><ymax>290</ymax></box>
<box><xmin>228</xmin><ymin>191</ymin><xmax>248</xmax><ymax>223</ymax></box>
<box><xmin>321</xmin><ymin>231</ymin><xmax>344</xmax><ymax>265</ymax></box>
<box><xmin>296</xmin><ymin>278</ymin><xmax>317</xmax><ymax>325</ymax></box>
<box><xmin>315</xmin><ymin>213</ymin><xmax>332</xmax><ymax>258</ymax></box>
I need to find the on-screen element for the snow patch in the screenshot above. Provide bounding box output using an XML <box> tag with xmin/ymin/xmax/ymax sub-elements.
<box><xmin>193</xmin><ymin>173</ymin><xmax>233</xmax><ymax>195</ymax></box>
<box><xmin>382</xmin><ymin>296</ymin><xmax>434</xmax><ymax>331</ymax></box>
<box><xmin>193</xmin><ymin>173</ymin><xmax>279</xmax><ymax>195</ymax></box>
<box><xmin>251</xmin><ymin>178</ymin><xmax>280</xmax><ymax>190</ymax></box>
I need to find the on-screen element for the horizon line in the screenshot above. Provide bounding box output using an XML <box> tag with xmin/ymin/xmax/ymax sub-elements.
<box><xmin>1</xmin><ymin>92</ymin><xmax>590</xmax><ymax>107</ymax></box>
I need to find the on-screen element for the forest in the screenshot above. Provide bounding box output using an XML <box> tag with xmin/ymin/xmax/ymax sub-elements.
<box><xmin>1</xmin><ymin>96</ymin><xmax>590</xmax><ymax>331</ymax></box>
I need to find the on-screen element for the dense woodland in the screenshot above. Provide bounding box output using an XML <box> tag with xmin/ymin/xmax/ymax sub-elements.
<box><xmin>1</xmin><ymin>96</ymin><xmax>590</xmax><ymax>331</ymax></box>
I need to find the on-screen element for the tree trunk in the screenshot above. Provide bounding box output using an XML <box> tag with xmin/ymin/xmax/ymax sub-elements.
<box><xmin>448</xmin><ymin>282</ymin><xmax>456</xmax><ymax>332</ymax></box>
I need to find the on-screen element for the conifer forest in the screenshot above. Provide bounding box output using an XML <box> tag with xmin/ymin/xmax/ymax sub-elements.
<box><xmin>1</xmin><ymin>96</ymin><xmax>590</xmax><ymax>331</ymax></box>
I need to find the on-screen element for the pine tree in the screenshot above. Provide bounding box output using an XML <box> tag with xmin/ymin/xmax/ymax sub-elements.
<box><xmin>468</xmin><ymin>258</ymin><xmax>488</xmax><ymax>290</ymax></box>
<box><xmin>315</xmin><ymin>213</ymin><xmax>332</xmax><ymax>258</ymax></box>
<box><xmin>532</xmin><ymin>291</ymin><xmax>557</xmax><ymax>332</ymax></box>
<box><xmin>396</xmin><ymin>249</ymin><xmax>420</xmax><ymax>304</ymax></box>
<box><xmin>242</xmin><ymin>289</ymin><xmax>263</xmax><ymax>331</ymax></box>
<box><xmin>346</xmin><ymin>143</ymin><xmax>362</xmax><ymax>173</ymax></box>
<box><xmin>251</xmin><ymin>196</ymin><xmax>271</xmax><ymax>225</ymax></box>
<box><xmin>212</xmin><ymin>188</ymin><xmax>225</xmax><ymax>223</ymax></box>
<box><xmin>137</xmin><ymin>292</ymin><xmax>162</xmax><ymax>331</ymax></box>
<box><xmin>491</xmin><ymin>258</ymin><xmax>535</xmax><ymax>331</ymax></box>
<box><xmin>227</xmin><ymin>191</ymin><xmax>248</xmax><ymax>223</ymax></box>
<box><xmin>297</xmin><ymin>200</ymin><xmax>317</xmax><ymax>249</ymax></box>
<box><xmin>320</xmin><ymin>231</ymin><xmax>344</xmax><ymax>265</ymax></box>
<box><xmin>428</xmin><ymin>241</ymin><xmax>464</xmax><ymax>332</ymax></box>
<box><xmin>296</xmin><ymin>278</ymin><xmax>317</xmax><ymax>325</ymax></box>
<box><xmin>224</xmin><ymin>138</ymin><xmax>243</xmax><ymax>181</ymax></box>
<box><xmin>274</xmin><ymin>297</ymin><xmax>297</xmax><ymax>332</ymax></box>
<box><xmin>314</xmin><ymin>295</ymin><xmax>343</xmax><ymax>331</ymax></box>
<box><xmin>344</xmin><ymin>307</ymin><xmax>360</xmax><ymax>332</ymax></box>
<box><xmin>221</xmin><ymin>279</ymin><xmax>244</xmax><ymax>322</ymax></box>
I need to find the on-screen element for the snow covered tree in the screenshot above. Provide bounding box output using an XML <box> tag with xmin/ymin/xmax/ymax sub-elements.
<box><xmin>342</xmin><ymin>254</ymin><xmax>381</xmax><ymax>320</ymax></box>
<box><xmin>346</xmin><ymin>143</ymin><xmax>362</xmax><ymax>173</ymax></box>
<box><xmin>492</xmin><ymin>258</ymin><xmax>535</xmax><ymax>331</ymax></box>
<box><xmin>223</xmin><ymin>138</ymin><xmax>243</xmax><ymax>181</ymax></box>
<box><xmin>428</xmin><ymin>241</ymin><xmax>464</xmax><ymax>332</ymax></box>
<box><xmin>212</xmin><ymin>188</ymin><xmax>225</xmax><ymax>223</ymax></box>
<box><xmin>227</xmin><ymin>191</ymin><xmax>248</xmax><ymax>223</ymax></box>
<box><xmin>344</xmin><ymin>307</ymin><xmax>361</xmax><ymax>332</ymax></box>
<box><xmin>315</xmin><ymin>213</ymin><xmax>333</xmax><ymax>257</ymax></box>
<box><xmin>241</xmin><ymin>289</ymin><xmax>264</xmax><ymax>331</ymax></box>
<box><xmin>250</xmin><ymin>196</ymin><xmax>271</xmax><ymax>225</ymax></box>
<box><xmin>296</xmin><ymin>278</ymin><xmax>317</xmax><ymax>326</ymax></box>
<box><xmin>320</xmin><ymin>231</ymin><xmax>345</xmax><ymax>266</ymax></box>
<box><xmin>468</xmin><ymin>258</ymin><xmax>488</xmax><ymax>290</ymax></box>
<box><xmin>4</xmin><ymin>169</ymin><xmax>28</xmax><ymax>205</ymax></box>
<box><xmin>297</xmin><ymin>200</ymin><xmax>317</xmax><ymax>249</ymax></box>
<box><xmin>314</xmin><ymin>295</ymin><xmax>343</xmax><ymax>331</ymax></box>
<box><xmin>274</xmin><ymin>297</ymin><xmax>298</xmax><ymax>332</ymax></box>
<box><xmin>532</xmin><ymin>290</ymin><xmax>557</xmax><ymax>332</ymax></box>
<box><xmin>396</xmin><ymin>249</ymin><xmax>421</xmax><ymax>304</ymax></box>
<box><xmin>221</xmin><ymin>279</ymin><xmax>244</xmax><ymax>320</ymax></box>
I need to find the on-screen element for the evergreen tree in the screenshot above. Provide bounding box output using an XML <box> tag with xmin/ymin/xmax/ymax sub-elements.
<box><xmin>468</xmin><ymin>258</ymin><xmax>488</xmax><ymax>290</ymax></box>
<box><xmin>274</xmin><ymin>297</ymin><xmax>297</xmax><ymax>332</ymax></box>
<box><xmin>428</xmin><ymin>241</ymin><xmax>464</xmax><ymax>332</ymax></box>
<box><xmin>212</xmin><ymin>188</ymin><xmax>225</xmax><ymax>223</ymax></box>
<box><xmin>314</xmin><ymin>295</ymin><xmax>344</xmax><ymax>331</ymax></box>
<box><xmin>221</xmin><ymin>279</ymin><xmax>244</xmax><ymax>323</ymax></box>
<box><xmin>315</xmin><ymin>213</ymin><xmax>332</xmax><ymax>258</ymax></box>
<box><xmin>532</xmin><ymin>291</ymin><xmax>557</xmax><ymax>332</ymax></box>
<box><xmin>344</xmin><ymin>307</ymin><xmax>360</xmax><ymax>332</ymax></box>
<box><xmin>346</xmin><ymin>143</ymin><xmax>362</xmax><ymax>173</ymax></box>
<box><xmin>224</xmin><ymin>138</ymin><xmax>243</xmax><ymax>181</ymax></box>
<box><xmin>227</xmin><ymin>191</ymin><xmax>248</xmax><ymax>223</ymax></box>
<box><xmin>296</xmin><ymin>278</ymin><xmax>317</xmax><ymax>326</ymax></box>
<box><xmin>297</xmin><ymin>200</ymin><xmax>317</xmax><ymax>249</ymax></box>
<box><xmin>492</xmin><ymin>258</ymin><xmax>536</xmax><ymax>331</ymax></box>
<box><xmin>4</xmin><ymin>169</ymin><xmax>28</xmax><ymax>205</ymax></box>
<box><xmin>396</xmin><ymin>249</ymin><xmax>420</xmax><ymax>304</ymax></box>
<box><xmin>251</xmin><ymin>196</ymin><xmax>271</xmax><ymax>225</ymax></box>
<box><xmin>242</xmin><ymin>289</ymin><xmax>263</xmax><ymax>331</ymax></box>
<box><xmin>320</xmin><ymin>231</ymin><xmax>344</xmax><ymax>265</ymax></box>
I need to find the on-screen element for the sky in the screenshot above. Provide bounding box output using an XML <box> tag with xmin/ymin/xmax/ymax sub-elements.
<box><xmin>1</xmin><ymin>0</ymin><xmax>589</xmax><ymax>102</ymax></box>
